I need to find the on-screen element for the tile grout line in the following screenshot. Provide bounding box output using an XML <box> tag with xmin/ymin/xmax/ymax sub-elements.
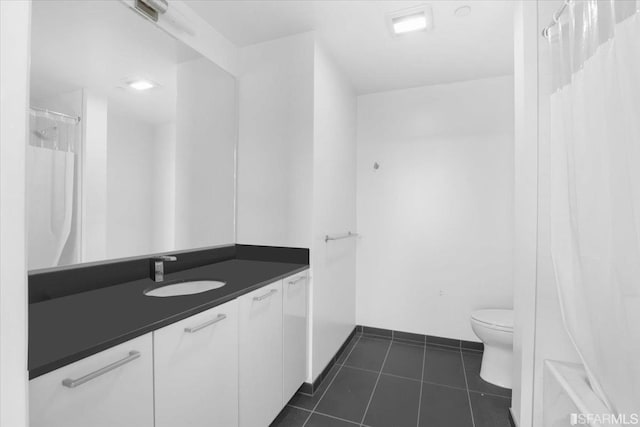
<box><xmin>366</xmin><ymin>335</ymin><xmax>429</xmax><ymax>350</ymax></box>
<box><xmin>361</xmin><ymin>332</ymin><xmax>483</xmax><ymax>354</ymax></box>
<box><xmin>363</xmin><ymin>334</ymin><xmax>480</xmax><ymax>353</ymax></box>
<box><xmin>416</xmin><ymin>342</ymin><xmax>426</xmax><ymax>427</ymax></box>
<box><xmin>301</xmin><ymin>334</ymin><xmax>363</xmax><ymax>427</ymax></box>
<box><xmin>339</xmin><ymin>361</ymin><xmax>509</xmax><ymax>398</ymax></box>
<box><xmin>467</xmin><ymin>388</ymin><xmax>513</xmax><ymax>400</ymax></box>
<box><xmin>358</xmin><ymin>339</ymin><xmax>392</xmax><ymax>426</ymax></box>
<box><xmin>313</xmin><ymin>409</ymin><xmax>364</xmax><ymax>426</ymax></box>
<box><xmin>340</xmin><ymin>362</ymin><xmax>421</xmax><ymax>382</ymax></box>
<box><xmin>290</xmin><ymin>336</ymin><xmax>503</xmax><ymax>427</ymax></box>
<box><xmin>287</xmin><ymin>405</ymin><xmax>364</xmax><ymax>426</ymax></box>
<box><xmin>287</xmin><ymin>404</ymin><xmax>313</xmax><ymax>412</ymax></box>
<box><xmin>460</xmin><ymin>350</ymin><xmax>476</xmax><ymax>427</ymax></box>
<box><xmin>361</xmin><ymin>328</ymin><xmax>483</xmax><ymax>351</ymax></box>
<box><xmin>285</xmin><ymin>404</ymin><xmax>375</xmax><ymax>427</ymax></box>
<box><xmin>420</xmin><ymin>379</ymin><xmax>470</xmax><ymax>393</ymax></box>
<box><xmin>339</xmin><ymin>333</ymin><xmax>363</xmax><ymax>371</ymax></box>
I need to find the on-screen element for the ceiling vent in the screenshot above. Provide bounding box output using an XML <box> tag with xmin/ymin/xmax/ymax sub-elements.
<box><xmin>134</xmin><ymin>0</ymin><xmax>168</xmax><ymax>22</ymax></box>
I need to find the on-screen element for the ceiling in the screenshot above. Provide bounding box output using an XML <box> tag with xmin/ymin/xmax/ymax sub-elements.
<box><xmin>30</xmin><ymin>1</ymin><xmax>202</xmax><ymax>125</ymax></box>
<box><xmin>185</xmin><ymin>0</ymin><xmax>515</xmax><ymax>94</ymax></box>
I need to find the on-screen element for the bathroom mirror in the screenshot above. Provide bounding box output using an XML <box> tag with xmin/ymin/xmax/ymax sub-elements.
<box><xmin>28</xmin><ymin>1</ymin><xmax>237</xmax><ymax>270</ymax></box>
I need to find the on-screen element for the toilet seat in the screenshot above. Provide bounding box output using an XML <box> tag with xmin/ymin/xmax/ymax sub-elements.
<box><xmin>471</xmin><ymin>309</ymin><xmax>513</xmax><ymax>332</ymax></box>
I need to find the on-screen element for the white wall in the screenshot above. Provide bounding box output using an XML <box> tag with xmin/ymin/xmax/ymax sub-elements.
<box><xmin>0</xmin><ymin>2</ymin><xmax>30</xmax><ymax>426</ymax></box>
<box><xmin>309</xmin><ymin>44</ymin><xmax>357</xmax><ymax>381</ymax></box>
<box><xmin>106</xmin><ymin>111</ymin><xmax>157</xmax><ymax>258</ymax></box>
<box><xmin>166</xmin><ymin>1</ymin><xmax>238</xmax><ymax>76</ymax></box>
<box><xmin>356</xmin><ymin>76</ymin><xmax>515</xmax><ymax>342</ymax></box>
<box><xmin>119</xmin><ymin>0</ymin><xmax>239</xmax><ymax>77</ymax></box>
<box><xmin>82</xmin><ymin>91</ymin><xmax>108</xmax><ymax>263</ymax></box>
<box><xmin>236</xmin><ymin>34</ymin><xmax>357</xmax><ymax>382</ymax></box>
<box><xmin>175</xmin><ymin>57</ymin><xmax>237</xmax><ymax>249</ymax></box>
<box><xmin>153</xmin><ymin>122</ymin><xmax>176</xmax><ymax>252</ymax></box>
<box><xmin>94</xmin><ymin>55</ymin><xmax>238</xmax><ymax>260</ymax></box>
<box><xmin>236</xmin><ymin>33</ymin><xmax>315</xmax><ymax>248</ymax></box>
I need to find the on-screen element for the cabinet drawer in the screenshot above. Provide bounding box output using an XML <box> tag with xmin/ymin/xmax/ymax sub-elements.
<box><xmin>154</xmin><ymin>299</ymin><xmax>239</xmax><ymax>427</ymax></box>
<box><xmin>29</xmin><ymin>334</ymin><xmax>153</xmax><ymax>427</ymax></box>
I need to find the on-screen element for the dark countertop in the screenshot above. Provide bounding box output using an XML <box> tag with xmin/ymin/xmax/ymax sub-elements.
<box><xmin>29</xmin><ymin>259</ymin><xmax>308</xmax><ymax>379</ymax></box>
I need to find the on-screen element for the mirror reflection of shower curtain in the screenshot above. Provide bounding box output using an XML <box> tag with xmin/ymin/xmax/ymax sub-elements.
<box><xmin>548</xmin><ymin>0</ymin><xmax>639</xmax><ymax>416</ymax></box>
<box><xmin>28</xmin><ymin>109</ymin><xmax>79</xmax><ymax>270</ymax></box>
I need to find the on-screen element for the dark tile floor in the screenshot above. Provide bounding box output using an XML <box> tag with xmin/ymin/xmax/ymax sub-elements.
<box><xmin>272</xmin><ymin>332</ymin><xmax>512</xmax><ymax>427</ymax></box>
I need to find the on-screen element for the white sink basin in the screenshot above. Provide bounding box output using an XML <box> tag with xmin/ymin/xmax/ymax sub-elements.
<box><xmin>144</xmin><ymin>280</ymin><xmax>226</xmax><ymax>297</ymax></box>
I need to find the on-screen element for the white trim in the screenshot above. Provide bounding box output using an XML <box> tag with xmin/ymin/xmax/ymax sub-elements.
<box><xmin>512</xmin><ymin>1</ymin><xmax>540</xmax><ymax>427</ymax></box>
<box><xmin>0</xmin><ymin>1</ymin><xmax>31</xmax><ymax>426</ymax></box>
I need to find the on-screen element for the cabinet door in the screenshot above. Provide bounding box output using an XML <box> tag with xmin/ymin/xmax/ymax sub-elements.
<box><xmin>283</xmin><ymin>270</ymin><xmax>309</xmax><ymax>404</ymax></box>
<box><xmin>29</xmin><ymin>334</ymin><xmax>154</xmax><ymax>427</ymax></box>
<box><xmin>154</xmin><ymin>299</ymin><xmax>239</xmax><ymax>427</ymax></box>
<box><xmin>239</xmin><ymin>281</ymin><xmax>283</xmax><ymax>427</ymax></box>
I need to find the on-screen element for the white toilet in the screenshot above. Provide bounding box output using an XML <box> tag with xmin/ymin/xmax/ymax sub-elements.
<box><xmin>470</xmin><ymin>309</ymin><xmax>514</xmax><ymax>389</ymax></box>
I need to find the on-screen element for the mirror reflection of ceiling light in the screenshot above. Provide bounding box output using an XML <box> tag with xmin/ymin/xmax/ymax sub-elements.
<box><xmin>388</xmin><ymin>5</ymin><xmax>433</xmax><ymax>36</ymax></box>
<box><xmin>128</xmin><ymin>80</ymin><xmax>156</xmax><ymax>91</ymax></box>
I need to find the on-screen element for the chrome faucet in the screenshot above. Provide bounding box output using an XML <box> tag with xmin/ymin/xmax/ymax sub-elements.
<box><xmin>150</xmin><ymin>255</ymin><xmax>177</xmax><ymax>282</ymax></box>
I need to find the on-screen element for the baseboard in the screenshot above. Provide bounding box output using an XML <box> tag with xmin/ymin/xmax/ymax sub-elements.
<box><xmin>357</xmin><ymin>324</ymin><xmax>484</xmax><ymax>352</ymax></box>
<box><xmin>300</xmin><ymin>326</ymin><xmax>357</xmax><ymax>395</ymax></box>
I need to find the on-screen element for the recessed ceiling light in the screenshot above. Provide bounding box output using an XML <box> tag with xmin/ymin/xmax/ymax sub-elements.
<box><xmin>388</xmin><ymin>5</ymin><xmax>433</xmax><ymax>36</ymax></box>
<box><xmin>454</xmin><ymin>5</ymin><xmax>472</xmax><ymax>17</ymax></box>
<box><xmin>128</xmin><ymin>80</ymin><xmax>156</xmax><ymax>91</ymax></box>
<box><xmin>392</xmin><ymin>14</ymin><xmax>428</xmax><ymax>34</ymax></box>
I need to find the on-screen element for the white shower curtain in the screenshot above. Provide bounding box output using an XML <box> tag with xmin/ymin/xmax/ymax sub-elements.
<box><xmin>27</xmin><ymin>109</ymin><xmax>79</xmax><ymax>270</ymax></box>
<box><xmin>27</xmin><ymin>146</ymin><xmax>75</xmax><ymax>270</ymax></box>
<box><xmin>548</xmin><ymin>0</ymin><xmax>640</xmax><ymax>416</ymax></box>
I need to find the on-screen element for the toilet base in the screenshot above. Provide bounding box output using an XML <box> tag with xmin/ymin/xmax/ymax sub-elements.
<box><xmin>479</xmin><ymin>345</ymin><xmax>512</xmax><ymax>389</ymax></box>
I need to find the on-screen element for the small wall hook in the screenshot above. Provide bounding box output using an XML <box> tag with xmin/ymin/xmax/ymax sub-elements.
<box><xmin>373</xmin><ymin>162</ymin><xmax>380</xmax><ymax>170</ymax></box>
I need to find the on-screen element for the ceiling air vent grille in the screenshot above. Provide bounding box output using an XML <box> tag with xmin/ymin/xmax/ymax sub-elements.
<box><xmin>134</xmin><ymin>0</ymin><xmax>168</xmax><ymax>23</ymax></box>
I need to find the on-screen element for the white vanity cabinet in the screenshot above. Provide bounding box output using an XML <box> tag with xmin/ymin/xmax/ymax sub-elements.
<box><xmin>238</xmin><ymin>280</ymin><xmax>284</xmax><ymax>427</ymax></box>
<box><xmin>153</xmin><ymin>299</ymin><xmax>239</xmax><ymax>427</ymax></box>
<box><xmin>282</xmin><ymin>270</ymin><xmax>309</xmax><ymax>404</ymax></box>
<box><xmin>30</xmin><ymin>269</ymin><xmax>309</xmax><ymax>427</ymax></box>
<box><xmin>29</xmin><ymin>334</ymin><xmax>154</xmax><ymax>427</ymax></box>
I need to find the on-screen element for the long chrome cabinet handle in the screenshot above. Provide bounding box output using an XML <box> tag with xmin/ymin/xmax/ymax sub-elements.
<box><xmin>62</xmin><ymin>351</ymin><xmax>140</xmax><ymax>388</ymax></box>
<box><xmin>288</xmin><ymin>276</ymin><xmax>306</xmax><ymax>285</ymax></box>
<box><xmin>184</xmin><ymin>313</ymin><xmax>227</xmax><ymax>333</ymax></box>
<box><xmin>253</xmin><ymin>289</ymin><xmax>278</xmax><ymax>301</ymax></box>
